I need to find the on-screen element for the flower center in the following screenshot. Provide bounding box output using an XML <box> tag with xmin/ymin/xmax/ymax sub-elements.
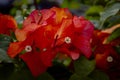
<box><xmin>64</xmin><ymin>37</ymin><xmax>71</xmax><ymax>44</ymax></box>
<box><xmin>25</xmin><ymin>45</ymin><xmax>32</xmax><ymax>52</ymax></box>
<box><xmin>43</xmin><ymin>48</ymin><xmax>47</xmax><ymax>51</ymax></box>
<box><xmin>107</xmin><ymin>56</ymin><xmax>113</xmax><ymax>62</ymax></box>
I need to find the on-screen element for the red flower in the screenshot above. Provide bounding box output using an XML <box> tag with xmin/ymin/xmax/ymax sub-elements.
<box><xmin>0</xmin><ymin>14</ymin><xmax>17</xmax><ymax>35</ymax></box>
<box><xmin>55</xmin><ymin>16</ymin><xmax>94</xmax><ymax>59</ymax></box>
<box><xmin>7</xmin><ymin>7</ymin><xmax>94</xmax><ymax>77</ymax></box>
<box><xmin>95</xmin><ymin>44</ymin><xmax>119</xmax><ymax>70</ymax></box>
<box><xmin>92</xmin><ymin>29</ymin><xmax>120</xmax><ymax>80</ymax></box>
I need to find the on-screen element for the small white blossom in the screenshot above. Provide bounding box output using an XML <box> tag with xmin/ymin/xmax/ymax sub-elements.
<box><xmin>64</xmin><ymin>37</ymin><xmax>71</xmax><ymax>44</ymax></box>
<box><xmin>107</xmin><ymin>56</ymin><xmax>113</xmax><ymax>62</ymax></box>
<box><xmin>43</xmin><ymin>48</ymin><xmax>47</xmax><ymax>51</ymax></box>
<box><xmin>25</xmin><ymin>45</ymin><xmax>32</xmax><ymax>52</ymax></box>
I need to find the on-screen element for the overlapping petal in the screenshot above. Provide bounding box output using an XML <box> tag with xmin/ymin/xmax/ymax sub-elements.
<box><xmin>7</xmin><ymin>7</ymin><xmax>94</xmax><ymax>77</ymax></box>
<box><xmin>55</xmin><ymin>16</ymin><xmax>94</xmax><ymax>59</ymax></box>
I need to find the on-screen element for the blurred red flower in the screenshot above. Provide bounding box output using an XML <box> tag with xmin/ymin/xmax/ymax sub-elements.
<box><xmin>0</xmin><ymin>14</ymin><xmax>17</xmax><ymax>35</ymax></box>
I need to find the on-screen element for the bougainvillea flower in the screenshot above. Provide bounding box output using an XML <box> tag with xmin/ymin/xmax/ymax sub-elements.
<box><xmin>92</xmin><ymin>27</ymin><xmax>120</xmax><ymax>80</ymax></box>
<box><xmin>7</xmin><ymin>7</ymin><xmax>94</xmax><ymax>77</ymax></box>
<box><xmin>95</xmin><ymin>44</ymin><xmax>119</xmax><ymax>70</ymax></box>
<box><xmin>0</xmin><ymin>14</ymin><xmax>17</xmax><ymax>35</ymax></box>
<box><xmin>55</xmin><ymin>16</ymin><xmax>94</xmax><ymax>59</ymax></box>
<box><xmin>15</xmin><ymin>7</ymin><xmax>72</xmax><ymax>42</ymax></box>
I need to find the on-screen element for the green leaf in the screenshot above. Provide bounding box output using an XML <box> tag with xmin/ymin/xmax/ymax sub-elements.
<box><xmin>86</xmin><ymin>6</ymin><xmax>104</xmax><ymax>16</ymax></box>
<box><xmin>0</xmin><ymin>48</ymin><xmax>13</xmax><ymax>63</ymax></box>
<box><xmin>37</xmin><ymin>72</ymin><xmax>54</xmax><ymax>80</ymax></box>
<box><xmin>0</xmin><ymin>34</ymin><xmax>11</xmax><ymax>41</ymax></box>
<box><xmin>99</xmin><ymin>3</ymin><xmax>120</xmax><ymax>29</ymax></box>
<box><xmin>69</xmin><ymin>73</ymin><xmax>93</xmax><ymax>80</ymax></box>
<box><xmin>89</xmin><ymin>70</ymin><xmax>109</xmax><ymax>80</ymax></box>
<box><xmin>99</xmin><ymin>9</ymin><xmax>119</xmax><ymax>29</ymax></box>
<box><xmin>107</xmin><ymin>28</ymin><xmax>120</xmax><ymax>43</ymax></box>
<box><xmin>114</xmin><ymin>45</ymin><xmax>120</xmax><ymax>54</ymax></box>
<box><xmin>8</xmin><ymin>68</ymin><xmax>34</xmax><ymax>80</ymax></box>
<box><xmin>74</xmin><ymin>56</ymin><xmax>95</xmax><ymax>76</ymax></box>
<box><xmin>0</xmin><ymin>34</ymin><xmax>11</xmax><ymax>50</ymax></box>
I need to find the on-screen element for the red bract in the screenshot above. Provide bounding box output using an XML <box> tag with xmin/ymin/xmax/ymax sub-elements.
<box><xmin>92</xmin><ymin>30</ymin><xmax>120</xmax><ymax>80</ymax></box>
<box><xmin>95</xmin><ymin>44</ymin><xmax>119</xmax><ymax>70</ymax></box>
<box><xmin>55</xmin><ymin>16</ymin><xmax>94</xmax><ymax>59</ymax></box>
<box><xmin>0</xmin><ymin>14</ymin><xmax>17</xmax><ymax>35</ymax></box>
<box><xmin>7</xmin><ymin>7</ymin><xmax>94</xmax><ymax>77</ymax></box>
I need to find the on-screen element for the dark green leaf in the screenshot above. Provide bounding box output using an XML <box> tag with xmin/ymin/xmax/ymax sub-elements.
<box><xmin>99</xmin><ymin>3</ymin><xmax>120</xmax><ymax>29</ymax></box>
<box><xmin>74</xmin><ymin>56</ymin><xmax>95</xmax><ymax>76</ymax></box>
<box><xmin>89</xmin><ymin>70</ymin><xmax>109</xmax><ymax>80</ymax></box>
<box><xmin>114</xmin><ymin>45</ymin><xmax>120</xmax><ymax>54</ymax></box>
<box><xmin>0</xmin><ymin>34</ymin><xmax>11</xmax><ymax>50</ymax></box>
<box><xmin>0</xmin><ymin>48</ymin><xmax>13</xmax><ymax>63</ymax></box>
<box><xmin>37</xmin><ymin>72</ymin><xmax>54</xmax><ymax>80</ymax></box>
<box><xmin>0</xmin><ymin>34</ymin><xmax>11</xmax><ymax>41</ymax></box>
<box><xmin>107</xmin><ymin>28</ymin><xmax>120</xmax><ymax>43</ymax></box>
<box><xmin>8</xmin><ymin>68</ymin><xmax>34</xmax><ymax>80</ymax></box>
<box><xmin>69</xmin><ymin>73</ymin><xmax>93</xmax><ymax>80</ymax></box>
<box><xmin>99</xmin><ymin>9</ymin><xmax>119</xmax><ymax>29</ymax></box>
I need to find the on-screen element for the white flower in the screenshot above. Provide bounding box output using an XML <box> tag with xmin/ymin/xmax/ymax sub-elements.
<box><xmin>64</xmin><ymin>37</ymin><xmax>71</xmax><ymax>44</ymax></box>
<box><xmin>25</xmin><ymin>45</ymin><xmax>32</xmax><ymax>52</ymax></box>
<box><xmin>107</xmin><ymin>56</ymin><xmax>113</xmax><ymax>62</ymax></box>
<box><xmin>43</xmin><ymin>48</ymin><xmax>47</xmax><ymax>51</ymax></box>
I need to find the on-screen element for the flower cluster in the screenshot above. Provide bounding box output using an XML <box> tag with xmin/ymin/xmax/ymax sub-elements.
<box><xmin>7</xmin><ymin>7</ymin><xmax>94</xmax><ymax>76</ymax></box>
<box><xmin>0</xmin><ymin>7</ymin><xmax>120</xmax><ymax>80</ymax></box>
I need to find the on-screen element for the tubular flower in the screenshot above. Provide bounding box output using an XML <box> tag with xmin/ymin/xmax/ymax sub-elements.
<box><xmin>0</xmin><ymin>14</ymin><xmax>17</xmax><ymax>35</ymax></box>
<box><xmin>7</xmin><ymin>7</ymin><xmax>94</xmax><ymax>76</ymax></box>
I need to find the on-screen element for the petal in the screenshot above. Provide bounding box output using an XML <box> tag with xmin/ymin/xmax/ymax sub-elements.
<box><xmin>39</xmin><ymin>49</ymin><xmax>56</xmax><ymax>67</ymax></box>
<box><xmin>73</xmin><ymin>16</ymin><xmax>94</xmax><ymax>40</ymax></box>
<box><xmin>7</xmin><ymin>42</ymin><xmax>23</xmax><ymax>58</ymax></box>
<box><xmin>34</xmin><ymin>25</ymin><xmax>56</xmax><ymax>50</ymax></box>
<box><xmin>23</xmin><ymin>10</ymin><xmax>42</xmax><ymax>26</ymax></box>
<box><xmin>55</xmin><ymin>18</ymin><xmax>73</xmax><ymax>45</ymax></box>
<box><xmin>20</xmin><ymin>52</ymin><xmax>47</xmax><ymax>77</ymax></box>
<box><xmin>51</xmin><ymin>7</ymin><xmax>72</xmax><ymax>24</ymax></box>
<box><xmin>73</xmin><ymin>35</ymin><xmax>92</xmax><ymax>58</ymax></box>
<box><xmin>23</xmin><ymin>9</ymin><xmax>55</xmax><ymax>26</ymax></box>
<box><xmin>15</xmin><ymin>24</ymin><xmax>40</xmax><ymax>41</ymax></box>
<box><xmin>73</xmin><ymin>16</ymin><xmax>94</xmax><ymax>58</ymax></box>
